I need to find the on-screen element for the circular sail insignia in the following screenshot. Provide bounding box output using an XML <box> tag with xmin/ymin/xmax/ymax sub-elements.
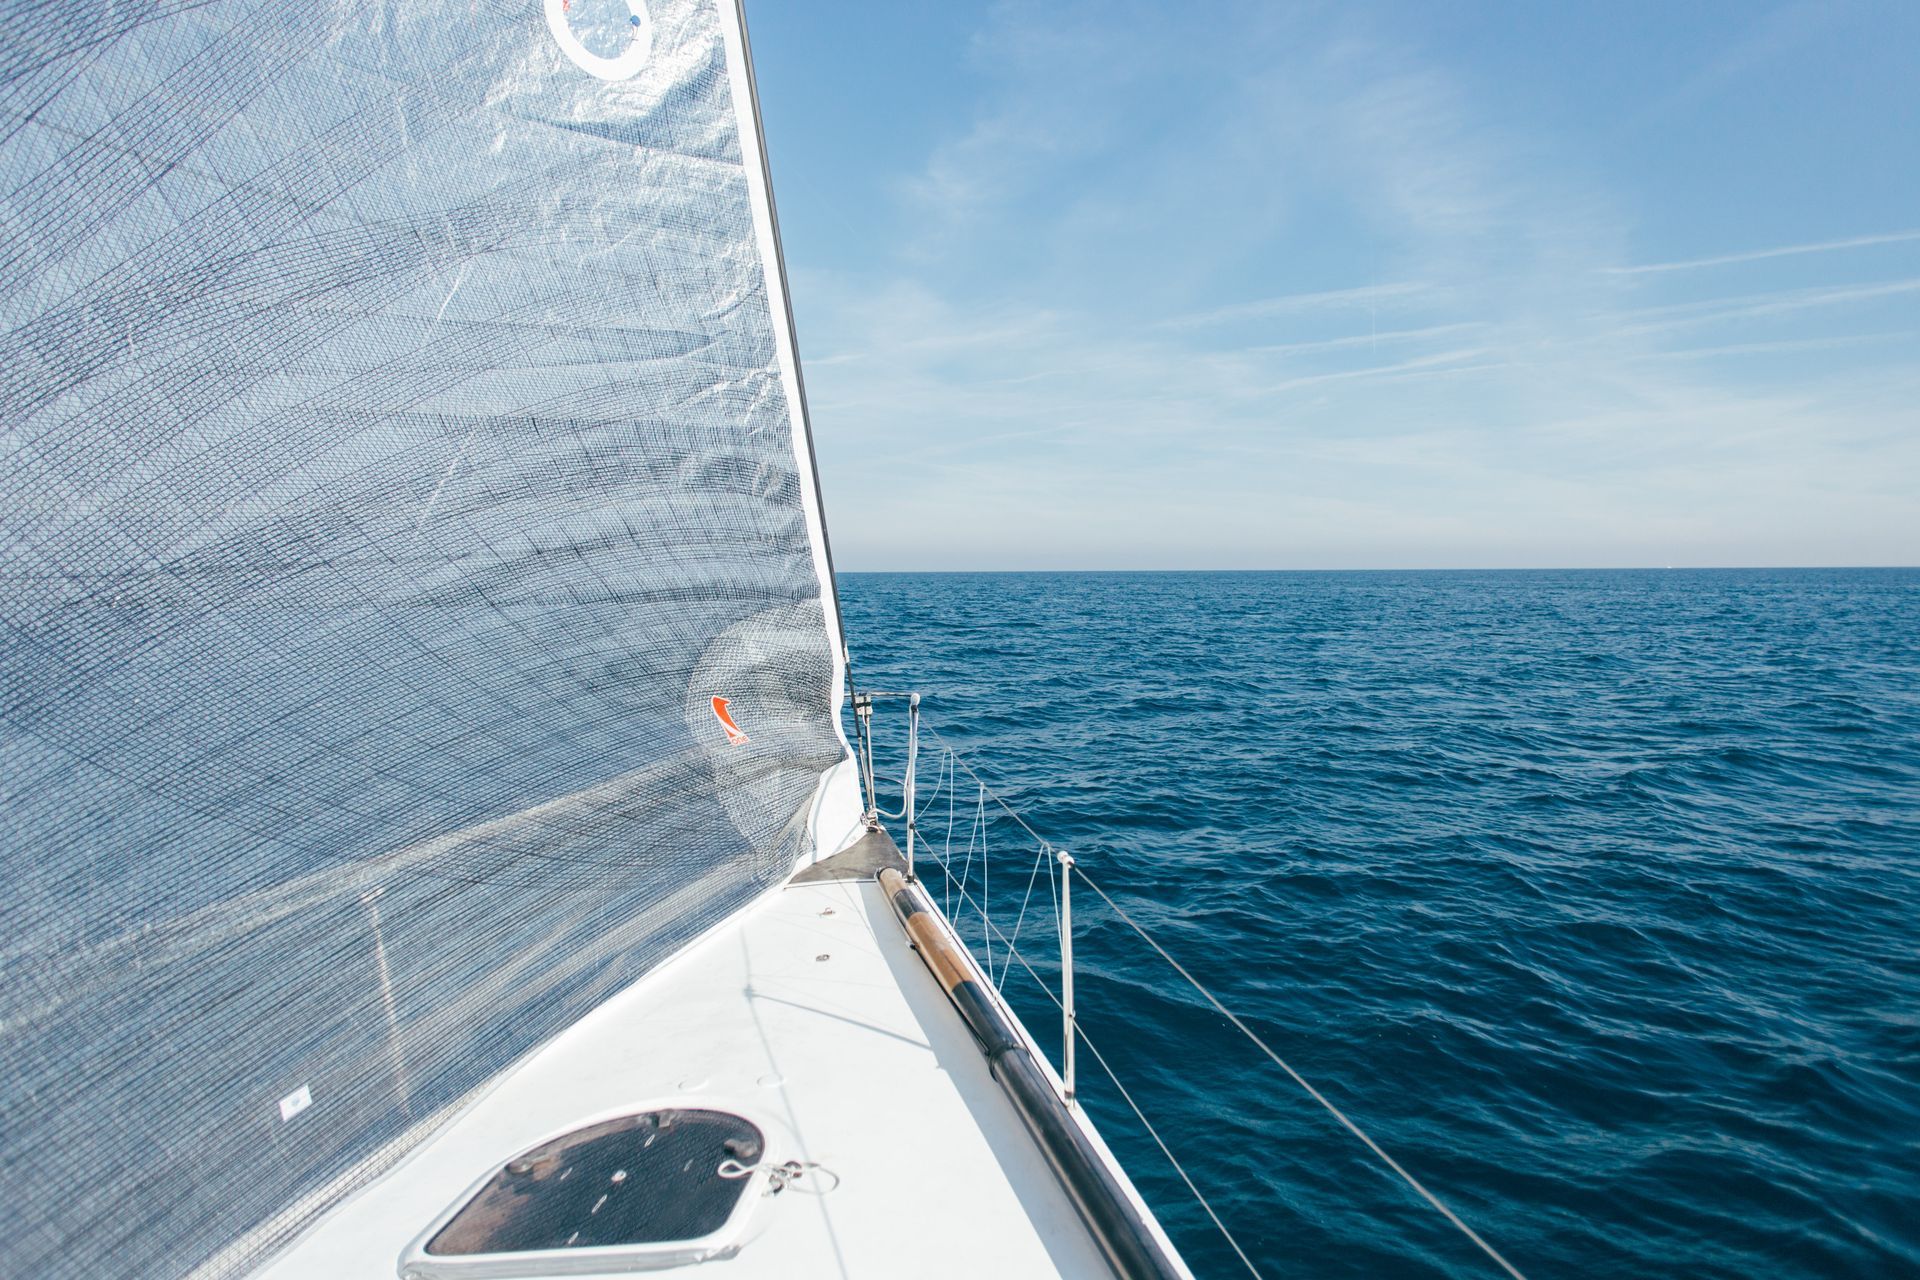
<box><xmin>544</xmin><ymin>0</ymin><xmax>654</xmax><ymax>81</ymax></box>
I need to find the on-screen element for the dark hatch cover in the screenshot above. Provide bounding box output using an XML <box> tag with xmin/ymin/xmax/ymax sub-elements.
<box><xmin>427</xmin><ymin>1110</ymin><xmax>765</xmax><ymax>1255</ymax></box>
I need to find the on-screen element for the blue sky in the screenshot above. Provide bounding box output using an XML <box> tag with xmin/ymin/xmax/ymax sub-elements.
<box><xmin>748</xmin><ymin>1</ymin><xmax>1920</xmax><ymax>570</ymax></box>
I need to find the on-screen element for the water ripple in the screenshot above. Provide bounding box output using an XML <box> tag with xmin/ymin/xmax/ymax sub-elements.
<box><xmin>843</xmin><ymin>568</ymin><xmax>1920</xmax><ymax>1279</ymax></box>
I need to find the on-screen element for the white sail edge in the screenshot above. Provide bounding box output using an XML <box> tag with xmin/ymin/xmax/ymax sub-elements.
<box><xmin>719</xmin><ymin>0</ymin><xmax>866</xmax><ymax>865</ymax></box>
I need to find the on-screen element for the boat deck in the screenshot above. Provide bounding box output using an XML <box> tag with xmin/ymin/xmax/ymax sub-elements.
<box><xmin>260</xmin><ymin>837</ymin><xmax>1160</xmax><ymax>1278</ymax></box>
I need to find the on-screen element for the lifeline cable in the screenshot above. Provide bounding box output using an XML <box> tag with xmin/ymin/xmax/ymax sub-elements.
<box><xmin>909</xmin><ymin>713</ymin><xmax>1530</xmax><ymax>1280</ymax></box>
<box><xmin>1074</xmin><ymin>867</ymin><xmax>1529</xmax><ymax>1280</ymax></box>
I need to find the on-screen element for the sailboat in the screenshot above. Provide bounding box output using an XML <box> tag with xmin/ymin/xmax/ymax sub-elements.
<box><xmin>0</xmin><ymin>2</ymin><xmax>1192</xmax><ymax>1276</ymax></box>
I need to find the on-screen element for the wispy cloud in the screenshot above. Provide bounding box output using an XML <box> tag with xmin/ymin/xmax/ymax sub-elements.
<box><xmin>1241</xmin><ymin>321</ymin><xmax>1486</xmax><ymax>356</ymax></box>
<box><xmin>1632</xmin><ymin>332</ymin><xmax>1920</xmax><ymax>362</ymax></box>
<box><xmin>1247</xmin><ymin>345</ymin><xmax>1501</xmax><ymax>397</ymax></box>
<box><xmin>1632</xmin><ymin>1</ymin><xmax>1839</xmax><ymax>124</ymax></box>
<box><xmin>783</xmin><ymin>3</ymin><xmax>1920</xmax><ymax>569</ymax></box>
<box><xmin>1156</xmin><ymin>282</ymin><xmax>1433</xmax><ymax>330</ymax></box>
<box><xmin>1611</xmin><ymin>278</ymin><xmax>1920</xmax><ymax>334</ymax></box>
<box><xmin>1608</xmin><ymin>229</ymin><xmax>1920</xmax><ymax>275</ymax></box>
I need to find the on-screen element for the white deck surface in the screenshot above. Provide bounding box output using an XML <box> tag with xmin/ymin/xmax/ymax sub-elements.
<box><xmin>259</xmin><ymin>873</ymin><xmax>1119</xmax><ymax>1278</ymax></box>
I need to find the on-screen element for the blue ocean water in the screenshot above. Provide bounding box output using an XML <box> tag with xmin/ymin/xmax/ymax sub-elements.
<box><xmin>838</xmin><ymin>569</ymin><xmax>1920</xmax><ymax>1279</ymax></box>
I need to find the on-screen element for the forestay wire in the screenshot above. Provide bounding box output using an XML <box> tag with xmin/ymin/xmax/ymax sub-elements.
<box><xmin>924</xmin><ymin>839</ymin><xmax>1261</xmax><ymax>1278</ymax></box>
<box><xmin>904</xmin><ymin>717</ymin><xmax>1529</xmax><ymax>1280</ymax></box>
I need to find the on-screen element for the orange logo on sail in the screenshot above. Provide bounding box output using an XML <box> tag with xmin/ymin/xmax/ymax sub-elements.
<box><xmin>711</xmin><ymin>696</ymin><xmax>749</xmax><ymax>746</ymax></box>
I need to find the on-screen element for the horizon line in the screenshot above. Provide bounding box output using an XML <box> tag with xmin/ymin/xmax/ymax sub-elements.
<box><xmin>834</xmin><ymin>564</ymin><xmax>1918</xmax><ymax>575</ymax></box>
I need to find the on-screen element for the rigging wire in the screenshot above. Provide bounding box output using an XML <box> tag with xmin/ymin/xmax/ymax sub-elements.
<box><xmin>921</xmin><ymin>723</ymin><xmax>1053</xmax><ymax>850</ymax></box>
<box><xmin>998</xmin><ymin>841</ymin><xmax>1052</xmax><ymax>989</ymax></box>
<box><xmin>1069</xmin><ymin>871</ymin><xmax>1528</xmax><ymax>1280</ymax></box>
<box><xmin>915</xmin><ymin>837</ymin><xmax>1259</xmax><ymax>1276</ymax></box>
<box><xmin>907</xmin><ymin>713</ymin><xmax>1530</xmax><ymax>1280</ymax></box>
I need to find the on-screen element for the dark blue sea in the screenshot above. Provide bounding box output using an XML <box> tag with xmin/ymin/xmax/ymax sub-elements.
<box><xmin>838</xmin><ymin>569</ymin><xmax>1920</xmax><ymax>1279</ymax></box>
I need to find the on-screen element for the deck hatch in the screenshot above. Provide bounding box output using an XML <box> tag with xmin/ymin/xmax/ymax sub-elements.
<box><xmin>426</xmin><ymin>1110</ymin><xmax>764</xmax><ymax>1257</ymax></box>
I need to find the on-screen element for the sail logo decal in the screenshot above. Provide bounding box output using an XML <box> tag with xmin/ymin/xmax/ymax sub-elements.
<box><xmin>711</xmin><ymin>696</ymin><xmax>750</xmax><ymax>746</ymax></box>
<box><xmin>544</xmin><ymin>0</ymin><xmax>653</xmax><ymax>81</ymax></box>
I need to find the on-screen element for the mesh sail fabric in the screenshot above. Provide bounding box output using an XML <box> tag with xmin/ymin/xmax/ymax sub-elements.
<box><xmin>0</xmin><ymin>2</ymin><xmax>856</xmax><ymax>1276</ymax></box>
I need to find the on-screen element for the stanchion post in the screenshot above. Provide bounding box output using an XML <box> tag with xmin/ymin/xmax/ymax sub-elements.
<box><xmin>1059</xmin><ymin>848</ymin><xmax>1076</xmax><ymax>1105</ymax></box>
<box><xmin>904</xmin><ymin>692</ymin><xmax>920</xmax><ymax>879</ymax></box>
<box><xmin>852</xmin><ymin>690</ymin><xmax>876</xmax><ymax>823</ymax></box>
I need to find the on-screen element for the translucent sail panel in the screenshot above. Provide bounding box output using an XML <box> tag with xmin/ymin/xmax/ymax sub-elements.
<box><xmin>0</xmin><ymin>2</ymin><xmax>859</xmax><ymax>1276</ymax></box>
